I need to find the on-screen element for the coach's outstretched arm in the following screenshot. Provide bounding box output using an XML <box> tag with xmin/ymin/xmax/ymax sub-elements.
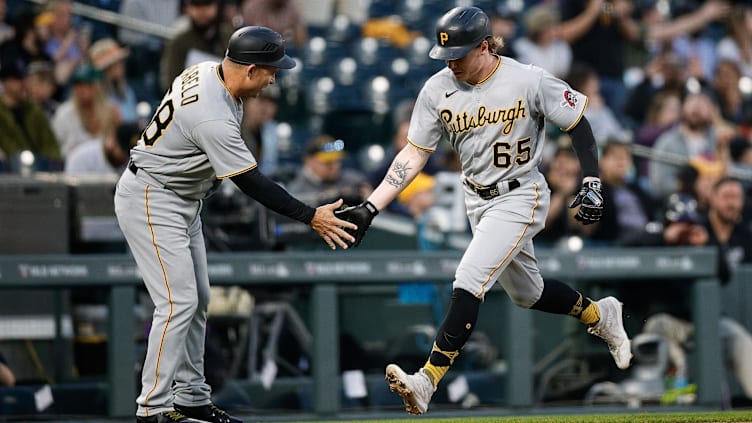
<box><xmin>231</xmin><ymin>168</ymin><xmax>356</xmax><ymax>249</ymax></box>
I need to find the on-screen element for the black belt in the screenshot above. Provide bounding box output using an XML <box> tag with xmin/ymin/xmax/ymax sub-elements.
<box><xmin>128</xmin><ymin>160</ymin><xmax>138</xmax><ymax>175</ymax></box>
<box><xmin>465</xmin><ymin>178</ymin><xmax>520</xmax><ymax>200</ymax></box>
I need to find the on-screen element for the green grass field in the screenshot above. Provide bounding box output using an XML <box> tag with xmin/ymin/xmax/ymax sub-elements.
<box><xmin>309</xmin><ymin>410</ymin><xmax>752</xmax><ymax>423</ymax></box>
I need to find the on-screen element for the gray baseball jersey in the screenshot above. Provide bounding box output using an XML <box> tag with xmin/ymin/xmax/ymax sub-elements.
<box><xmin>408</xmin><ymin>57</ymin><xmax>587</xmax><ymax>301</ymax></box>
<box><xmin>130</xmin><ymin>61</ymin><xmax>257</xmax><ymax>200</ymax></box>
<box><xmin>115</xmin><ymin>60</ymin><xmax>256</xmax><ymax>416</ymax></box>
<box><xmin>408</xmin><ymin>57</ymin><xmax>586</xmax><ymax>185</ymax></box>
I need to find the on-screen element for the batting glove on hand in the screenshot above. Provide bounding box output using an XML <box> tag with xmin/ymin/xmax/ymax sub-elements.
<box><xmin>569</xmin><ymin>177</ymin><xmax>603</xmax><ymax>225</ymax></box>
<box><xmin>334</xmin><ymin>201</ymin><xmax>379</xmax><ymax>248</ymax></box>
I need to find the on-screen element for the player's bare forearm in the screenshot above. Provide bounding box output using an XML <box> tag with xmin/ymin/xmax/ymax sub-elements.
<box><xmin>368</xmin><ymin>143</ymin><xmax>431</xmax><ymax>210</ymax></box>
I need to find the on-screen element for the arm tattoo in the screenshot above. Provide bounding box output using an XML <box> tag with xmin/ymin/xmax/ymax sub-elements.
<box><xmin>385</xmin><ymin>160</ymin><xmax>411</xmax><ymax>188</ymax></box>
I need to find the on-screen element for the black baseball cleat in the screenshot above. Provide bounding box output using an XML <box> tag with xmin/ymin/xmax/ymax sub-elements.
<box><xmin>174</xmin><ymin>403</ymin><xmax>243</xmax><ymax>423</ymax></box>
<box><xmin>136</xmin><ymin>410</ymin><xmax>209</xmax><ymax>422</ymax></box>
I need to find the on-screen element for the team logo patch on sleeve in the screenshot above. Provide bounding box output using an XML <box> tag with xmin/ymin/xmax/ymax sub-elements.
<box><xmin>560</xmin><ymin>90</ymin><xmax>579</xmax><ymax>109</ymax></box>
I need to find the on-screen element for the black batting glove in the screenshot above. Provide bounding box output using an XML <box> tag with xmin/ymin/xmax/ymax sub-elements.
<box><xmin>334</xmin><ymin>201</ymin><xmax>379</xmax><ymax>247</ymax></box>
<box><xmin>569</xmin><ymin>177</ymin><xmax>603</xmax><ymax>225</ymax></box>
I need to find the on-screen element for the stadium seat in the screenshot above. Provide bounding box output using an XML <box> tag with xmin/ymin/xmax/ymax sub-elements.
<box><xmin>405</xmin><ymin>36</ymin><xmax>433</xmax><ymax>67</ymax></box>
<box><xmin>301</xmin><ymin>36</ymin><xmax>349</xmax><ymax>79</ymax></box>
<box><xmin>367</xmin><ymin>0</ymin><xmax>399</xmax><ymax>18</ymax></box>
<box><xmin>325</xmin><ymin>14</ymin><xmax>361</xmax><ymax>44</ymax></box>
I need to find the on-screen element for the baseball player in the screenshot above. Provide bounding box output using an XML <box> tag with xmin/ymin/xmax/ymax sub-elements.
<box><xmin>335</xmin><ymin>6</ymin><xmax>632</xmax><ymax>415</ymax></box>
<box><xmin>114</xmin><ymin>26</ymin><xmax>356</xmax><ymax>423</ymax></box>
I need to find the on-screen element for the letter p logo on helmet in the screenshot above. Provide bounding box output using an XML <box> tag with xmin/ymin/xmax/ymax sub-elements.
<box><xmin>439</xmin><ymin>32</ymin><xmax>449</xmax><ymax>45</ymax></box>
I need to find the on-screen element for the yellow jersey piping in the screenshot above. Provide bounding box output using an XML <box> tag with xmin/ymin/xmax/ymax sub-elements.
<box><xmin>407</xmin><ymin>138</ymin><xmax>435</xmax><ymax>153</ymax></box>
<box><xmin>142</xmin><ymin>185</ymin><xmax>175</xmax><ymax>411</ymax></box>
<box><xmin>563</xmin><ymin>96</ymin><xmax>589</xmax><ymax>132</ymax></box>
<box><xmin>473</xmin><ymin>54</ymin><xmax>501</xmax><ymax>86</ymax></box>
<box><xmin>215</xmin><ymin>65</ymin><xmax>239</xmax><ymax>104</ymax></box>
<box><xmin>217</xmin><ymin>163</ymin><xmax>258</xmax><ymax>179</ymax></box>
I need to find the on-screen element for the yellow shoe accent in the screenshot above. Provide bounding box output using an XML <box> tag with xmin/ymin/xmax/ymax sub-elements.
<box><xmin>579</xmin><ymin>298</ymin><xmax>601</xmax><ymax>325</ymax></box>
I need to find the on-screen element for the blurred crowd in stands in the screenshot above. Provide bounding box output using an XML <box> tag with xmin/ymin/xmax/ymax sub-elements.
<box><xmin>0</xmin><ymin>0</ymin><xmax>751</xmax><ymax>262</ymax></box>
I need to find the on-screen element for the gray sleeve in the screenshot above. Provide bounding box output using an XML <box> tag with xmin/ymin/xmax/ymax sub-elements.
<box><xmin>406</xmin><ymin>87</ymin><xmax>442</xmax><ymax>152</ymax></box>
<box><xmin>191</xmin><ymin>119</ymin><xmax>257</xmax><ymax>178</ymax></box>
<box><xmin>535</xmin><ymin>70</ymin><xmax>588</xmax><ymax>131</ymax></box>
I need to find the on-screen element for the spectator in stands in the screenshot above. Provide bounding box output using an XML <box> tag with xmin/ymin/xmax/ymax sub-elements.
<box><xmin>64</xmin><ymin>121</ymin><xmax>139</xmax><ymax>175</ymax></box>
<box><xmin>241</xmin><ymin>84</ymin><xmax>282</xmax><ymax>176</ymax></box>
<box><xmin>636</xmin><ymin>179</ymin><xmax>752</xmax><ymax>400</ymax></box>
<box><xmin>160</xmin><ymin>0</ymin><xmax>233</xmax><ymax>91</ymax></box>
<box><xmin>579</xmin><ymin>140</ymin><xmax>655</xmax><ymax>246</ymax></box>
<box><xmin>0</xmin><ymin>0</ymin><xmax>12</xmax><ymax>45</ymax></box>
<box><xmin>635</xmin><ymin>89</ymin><xmax>683</xmax><ymax>149</ymax></box>
<box><xmin>241</xmin><ymin>0</ymin><xmax>307</xmax><ymax>50</ymax></box>
<box><xmin>693</xmin><ymin>157</ymin><xmax>727</xmax><ymax>216</ymax></box>
<box><xmin>488</xmin><ymin>6</ymin><xmax>518</xmax><ymax>59</ymax></box>
<box><xmin>668</xmin><ymin>163</ymin><xmax>709</xmax><ymax>216</ymax></box>
<box><xmin>536</xmin><ymin>142</ymin><xmax>580</xmax><ymax>246</ymax></box>
<box><xmin>559</xmin><ymin>0</ymin><xmax>640</xmax><ymax>123</ymax></box>
<box><xmin>220</xmin><ymin>0</ymin><xmax>244</xmax><ymax>28</ymax></box>
<box><xmin>118</xmin><ymin>0</ymin><xmax>180</xmax><ymax>51</ymax></box>
<box><xmin>513</xmin><ymin>4</ymin><xmax>572</xmax><ymax>79</ymax></box>
<box><xmin>0</xmin><ymin>10</ymin><xmax>57</xmax><ymax>89</ymax></box>
<box><xmin>0</xmin><ymin>352</ymin><xmax>15</xmax><ymax>387</ymax></box>
<box><xmin>648</xmin><ymin>91</ymin><xmax>722</xmax><ymax>199</ymax></box>
<box><xmin>397</xmin><ymin>172</ymin><xmax>436</xmax><ymax>220</ymax></box>
<box><xmin>0</xmin><ymin>57</ymin><xmax>61</xmax><ymax>172</ymax></box>
<box><xmin>729</xmin><ymin>134</ymin><xmax>752</xmax><ymax>162</ymax></box>
<box><xmin>626</xmin><ymin>0</ymin><xmax>729</xmax><ymax>71</ymax></box>
<box><xmin>118</xmin><ymin>0</ymin><xmax>180</xmax><ymax>103</ymax></box>
<box><xmin>566</xmin><ymin>61</ymin><xmax>631</xmax><ymax>146</ymax></box>
<box><xmin>705</xmin><ymin>177</ymin><xmax>752</xmax><ymax>282</ymax></box>
<box><xmin>712</xmin><ymin>59</ymin><xmax>752</xmax><ymax>125</ymax></box>
<box><xmin>43</xmin><ymin>0</ymin><xmax>89</xmax><ymax>89</ymax></box>
<box><xmin>51</xmin><ymin>63</ymin><xmax>120</xmax><ymax>159</ymax></box>
<box><xmin>670</xmin><ymin>4</ymin><xmax>721</xmax><ymax>84</ymax></box>
<box><xmin>728</xmin><ymin>137</ymin><xmax>752</xmax><ymax>201</ymax></box>
<box><xmin>660</xmin><ymin>159</ymin><xmax>726</xmax><ymax>232</ymax></box>
<box><xmin>717</xmin><ymin>4</ymin><xmax>752</xmax><ymax>78</ymax></box>
<box><xmin>25</xmin><ymin>60</ymin><xmax>59</xmax><ymax>118</ymax></box>
<box><xmin>287</xmin><ymin>135</ymin><xmax>372</xmax><ymax>207</ymax></box>
<box><xmin>634</xmin><ymin>89</ymin><xmax>682</xmax><ymax>180</ymax></box>
<box><xmin>660</xmin><ymin>191</ymin><xmax>708</xmax><ymax>245</ymax></box>
<box><xmin>89</xmin><ymin>38</ymin><xmax>138</xmax><ymax>123</ymax></box>
<box><xmin>624</xmin><ymin>47</ymin><xmax>690</xmax><ymax>126</ymax></box>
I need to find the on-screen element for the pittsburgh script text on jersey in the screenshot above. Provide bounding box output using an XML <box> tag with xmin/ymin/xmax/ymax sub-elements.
<box><xmin>440</xmin><ymin>99</ymin><xmax>527</xmax><ymax>135</ymax></box>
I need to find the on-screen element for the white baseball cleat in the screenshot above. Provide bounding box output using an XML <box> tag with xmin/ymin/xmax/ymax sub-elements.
<box><xmin>588</xmin><ymin>296</ymin><xmax>633</xmax><ymax>369</ymax></box>
<box><xmin>385</xmin><ymin>364</ymin><xmax>436</xmax><ymax>415</ymax></box>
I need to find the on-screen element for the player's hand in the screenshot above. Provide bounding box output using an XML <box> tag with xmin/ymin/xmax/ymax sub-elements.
<box><xmin>311</xmin><ymin>199</ymin><xmax>357</xmax><ymax>250</ymax></box>
<box><xmin>334</xmin><ymin>200</ymin><xmax>379</xmax><ymax>248</ymax></box>
<box><xmin>569</xmin><ymin>177</ymin><xmax>603</xmax><ymax>225</ymax></box>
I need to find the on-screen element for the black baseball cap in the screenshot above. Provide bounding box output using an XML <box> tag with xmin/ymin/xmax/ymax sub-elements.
<box><xmin>0</xmin><ymin>58</ymin><xmax>26</xmax><ymax>80</ymax></box>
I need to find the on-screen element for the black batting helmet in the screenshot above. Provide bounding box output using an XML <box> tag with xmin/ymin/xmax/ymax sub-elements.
<box><xmin>429</xmin><ymin>6</ymin><xmax>492</xmax><ymax>61</ymax></box>
<box><xmin>225</xmin><ymin>26</ymin><xmax>296</xmax><ymax>69</ymax></box>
